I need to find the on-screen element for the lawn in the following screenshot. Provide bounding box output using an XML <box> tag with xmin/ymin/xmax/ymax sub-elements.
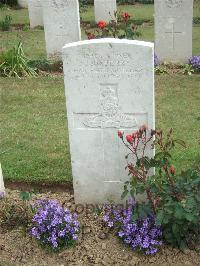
<box><xmin>0</xmin><ymin>4</ymin><xmax>200</xmax><ymax>183</ymax></box>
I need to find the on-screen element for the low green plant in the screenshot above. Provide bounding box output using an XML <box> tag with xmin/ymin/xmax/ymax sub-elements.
<box><xmin>0</xmin><ymin>15</ymin><xmax>12</xmax><ymax>31</ymax></box>
<box><xmin>183</xmin><ymin>64</ymin><xmax>195</xmax><ymax>76</ymax></box>
<box><xmin>0</xmin><ymin>42</ymin><xmax>37</xmax><ymax>78</ymax></box>
<box><xmin>118</xmin><ymin>127</ymin><xmax>200</xmax><ymax>250</ymax></box>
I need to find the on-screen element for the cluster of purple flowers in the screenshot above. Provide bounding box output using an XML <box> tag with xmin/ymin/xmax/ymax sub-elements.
<box><xmin>188</xmin><ymin>55</ymin><xmax>200</xmax><ymax>70</ymax></box>
<box><xmin>30</xmin><ymin>199</ymin><xmax>80</xmax><ymax>250</ymax></box>
<box><xmin>154</xmin><ymin>53</ymin><xmax>160</xmax><ymax>67</ymax></box>
<box><xmin>103</xmin><ymin>199</ymin><xmax>162</xmax><ymax>255</ymax></box>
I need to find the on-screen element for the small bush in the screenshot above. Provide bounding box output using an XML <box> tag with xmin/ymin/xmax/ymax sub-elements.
<box><xmin>0</xmin><ymin>42</ymin><xmax>37</xmax><ymax>78</ymax></box>
<box><xmin>0</xmin><ymin>15</ymin><xmax>12</xmax><ymax>31</ymax></box>
<box><xmin>30</xmin><ymin>200</ymin><xmax>80</xmax><ymax>250</ymax></box>
<box><xmin>118</xmin><ymin>127</ymin><xmax>200</xmax><ymax>250</ymax></box>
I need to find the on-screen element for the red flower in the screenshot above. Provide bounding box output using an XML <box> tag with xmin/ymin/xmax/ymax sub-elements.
<box><xmin>118</xmin><ymin>131</ymin><xmax>124</xmax><ymax>138</ymax></box>
<box><xmin>122</xmin><ymin>12</ymin><xmax>130</xmax><ymax>21</ymax></box>
<box><xmin>126</xmin><ymin>135</ymin><xmax>133</xmax><ymax>144</ymax></box>
<box><xmin>170</xmin><ymin>166</ymin><xmax>176</xmax><ymax>175</ymax></box>
<box><xmin>97</xmin><ymin>20</ymin><xmax>107</xmax><ymax>29</ymax></box>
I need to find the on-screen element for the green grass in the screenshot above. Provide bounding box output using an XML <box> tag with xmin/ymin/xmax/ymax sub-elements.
<box><xmin>0</xmin><ymin>75</ymin><xmax>199</xmax><ymax>183</ymax></box>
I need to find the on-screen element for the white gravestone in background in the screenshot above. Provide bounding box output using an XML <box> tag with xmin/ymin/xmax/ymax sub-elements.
<box><xmin>62</xmin><ymin>39</ymin><xmax>154</xmax><ymax>204</ymax></box>
<box><xmin>155</xmin><ymin>0</ymin><xmax>193</xmax><ymax>63</ymax></box>
<box><xmin>0</xmin><ymin>164</ymin><xmax>5</xmax><ymax>196</ymax></box>
<box><xmin>28</xmin><ymin>0</ymin><xmax>43</xmax><ymax>28</ymax></box>
<box><xmin>94</xmin><ymin>0</ymin><xmax>117</xmax><ymax>23</ymax></box>
<box><xmin>42</xmin><ymin>0</ymin><xmax>81</xmax><ymax>59</ymax></box>
<box><xmin>18</xmin><ymin>0</ymin><xmax>28</xmax><ymax>8</ymax></box>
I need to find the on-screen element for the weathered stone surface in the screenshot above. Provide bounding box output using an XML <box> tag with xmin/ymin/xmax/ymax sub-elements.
<box><xmin>0</xmin><ymin>163</ymin><xmax>5</xmax><ymax>195</ymax></box>
<box><xmin>28</xmin><ymin>0</ymin><xmax>43</xmax><ymax>28</ymax></box>
<box><xmin>18</xmin><ymin>0</ymin><xmax>28</xmax><ymax>8</ymax></box>
<box><xmin>42</xmin><ymin>0</ymin><xmax>81</xmax><ymax>59</ymax></box>
<box><xmin>62</xmin><ymin>39</ymin><xmax>154</xmax><ymax>204</ymax></box>
<box><xmin>94</xmin><ymin>0</ymin><xmax>117</xmax><ymax>23</ymax></box>
<box><xmin>155</xmin><ymin>0</ymin><xmax>193</xmax><ymax>63</ymax></box>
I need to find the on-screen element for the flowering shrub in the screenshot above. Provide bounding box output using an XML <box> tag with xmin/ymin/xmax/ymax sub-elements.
<box><xmin>30</xmin><ymin>200</ymin><xmax>80</xmax><ymax>250</ymax></box>
<box><xmin>118</xmin><ymin>127</ymin><xmax>200</xmax><ymax>250</ymax></box>
<box><xmin>85</xmin><ymin>11</ymin><xmax>141</xmax><ymax>40</ymax></box>
<box><xmin>188</xmin><ymin>55</ymin><xmax>200</xmax><ymax>71</ymax></box>
<box><xmin>103</xmin><ymin>199</ymin><xmax>162</xmax><ymax>254</ymax></box>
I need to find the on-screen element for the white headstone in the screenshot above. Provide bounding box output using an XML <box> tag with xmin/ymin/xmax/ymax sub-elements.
<box><xmin>62</xmin><ymin>39</ymin><xmax>154</xmax><ymax>204</ymax></box>
<box><xmin>155</xmin><ymin>0</ymin><xmax>193</xmax><ymax>63</ymax></box>
<box><xmin>0</xmin><ymin>163</ymin><xmax>5</xmax><ymax>196</ymax></box>
<box><xmin>28</xmin><ymin>0</ymin><xmax>43</xmax><ymax>28</ymax></box>
<box><xmin>18</xmin><ymin>0</ymin><xmax>28</xmax><ymax>8</ymax></box>
<box><xmin>94</xmin><ymin>0</ymin><xmax>117</xmax><ymax>23</ymax></box>
<box><xmin>42</xmin><ymin>0</ymin><xmax>81</xmax><ymax>59</ymax></box>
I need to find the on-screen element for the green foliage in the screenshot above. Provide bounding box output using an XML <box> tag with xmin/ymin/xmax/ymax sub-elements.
<box><xmin>183</xmin><ymin>64</ymin><xmax>195</xmax><ymax>76</ymax></box>
<box><xmin>1</xmin><ymin>0</ymin><xmax>18</xmax><ymax>7</ymax></box>
<box><xmin>0</xmin><ymin>42</ymin><xmax>37</xmax><ymax>78</ymax></box>
<box><xmin>120</xmin><ymin>128</ymin><xmax>200</xmax><ymax>250</ymax></box>
<box><xmin>0</xmin><ymin>15</ymin><xmax>12</xmax><ymax>31</ymax></box>
<box><xmin>193</xmin><ymin>17</ymin><xmax>200</xmax><ymax>24</ymax></box>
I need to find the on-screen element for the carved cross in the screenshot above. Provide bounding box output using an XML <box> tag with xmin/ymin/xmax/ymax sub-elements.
<box><xmin>73</xmin><ymin>84</ymin><xmax>147</xmax><ymax>188</ymax></box>
<box><xmin>165</xmin><ymin>22</ymin><xmax>182</xmax><ymax>50</ymax></box>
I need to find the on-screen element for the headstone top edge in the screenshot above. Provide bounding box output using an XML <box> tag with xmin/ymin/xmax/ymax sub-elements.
<box><xmin>62</xmin><ymin>38</ymin><xmax>154</xmax><ymax>51</ymax></box>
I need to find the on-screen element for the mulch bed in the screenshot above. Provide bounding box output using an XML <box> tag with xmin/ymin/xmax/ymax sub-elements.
<box><xmin>0</xmin><ymin>188</ymin><xmax>200</xmax><ymax>266</ymax></box>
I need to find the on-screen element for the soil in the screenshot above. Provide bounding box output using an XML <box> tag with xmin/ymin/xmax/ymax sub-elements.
<box><xmin>0</xmin><ymin>188</ymin><xmax>200</xmax><ymax>266</ymax></box>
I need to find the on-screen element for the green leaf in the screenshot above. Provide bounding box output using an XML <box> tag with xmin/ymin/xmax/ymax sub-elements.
<box><xmin>121</xmin><ymin>189</ymin><xmax>128</xmax><ymax>200</ymax></box>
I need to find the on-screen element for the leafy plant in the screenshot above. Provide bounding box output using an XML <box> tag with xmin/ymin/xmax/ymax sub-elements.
<box><xmin>1</xmin><ymin>0</ymin><xmax>17</xmax><ymax>7</ymax></box>
<box><xmin>30</xmin><ymin>200</ymin><xmax>80</xmax><ymax>251</ymax></box>
<box><xmin>85</xmin><ymin>11</ymin><xmax>141</xmax><ymax>40</ymax></box>
<box><xmin>0</xmin><ymin>15</ymin><xmax>12</xmax><ymax>31</ymax></box>
<box><xmin>183</xmin><ymin>64</ymin><xmax>195</xmax><ymax>76</ymax></box>
<box><xmin>0</xmin><ymin>42</ymin><xmax>37</xmax><ymax>78</ymax></box>
<box><xmin>118</xmin><ymin>127</ymin><xmax>200</xmax><ymax>250</ymax></box>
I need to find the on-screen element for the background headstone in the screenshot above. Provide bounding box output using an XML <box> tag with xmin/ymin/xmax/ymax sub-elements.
<box><xmin>155</xmin><ymin>0</ymin><xmax>193</xmax><ymax>63</ymax></box>
<box><xmin>28</xmin><ymin>0</ymin><xmax>43</xmax><ymax>29</ymax></box>
<box><xmin>0</xmin><ymin>163</ymin><xmax>5</xmax><ymax>196</ymax></box>
<box><xmin>94</xmin><ymin>0</ymin><xmax>117</xmax><ymax>23</ymax></box>
<box><xmin>62</xmin><ymin>39</ymin><xmax>154</xmax><ymax>204</ymax></box>
<box><xmin>18</xmin><ymin>0</ymin><xmax>28</xmax><ymax>8</ymax></box>
<box><xmin>42</xmin><ymin>0</ymin><xmax>81</xmax><ymax>59</ymax></box>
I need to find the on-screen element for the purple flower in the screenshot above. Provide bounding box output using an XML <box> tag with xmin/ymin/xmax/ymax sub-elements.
<box><xmin>154</xmin><ymin>53</ymin><xmax>160</xmax><ymax>67</ymax></box>
<box><xmin>30</xmin><ymin>200</ymin><xmax>80</xmax><ymax>250</ymax></box>
<box><xmin>103</xmin><ymin>199</ymin><xmax>162</xmax><ymax>255</ymax></box>
<box><xmin>188</xmin><ymin>55</ymin><xmax>200</xmax><ymax>70</ymax></box>
<box><xmin>0</xmin><ymin>191</ymin><xmax>5</xmax><ymax>199</ymax></box>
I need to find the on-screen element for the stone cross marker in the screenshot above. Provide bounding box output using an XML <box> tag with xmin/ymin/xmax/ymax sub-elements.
<box><xmin>42</xmin><ymin>0</ymin><xmax>81</xmax><ymax>59</ymax></box>
<box><xmin>62</xmin><ymin>39</ymin><xmax>154</xmax><ymax>204</ymax></box>
<box><xmin>155</xmin><ymin>0</ymin><xmax>193</xmax><ymax>63</ymax></box>
<box><xmin>94</xmin><ymin>0</ymin><xmax>117</xmax><ymax>23</ymax></box>
<box><xmin>28</xmin><ymin>0</ymin><xmax>43</xmax><ymax>29</ymax></box>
